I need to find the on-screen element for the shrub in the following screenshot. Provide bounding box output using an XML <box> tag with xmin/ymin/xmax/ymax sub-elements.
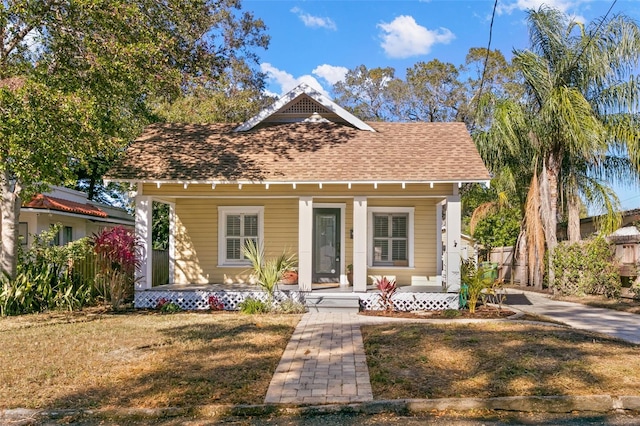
<box><xmin>208</xmin><ymin>295</ymin><xmax>225</xmax><ymax>311</ymax></box>
<box><xmin>238</xmin><ymin>297</ymin><xmax>270</xmax><ymax>314</ymax></box>
<box><xmin>374</xmin><ymin>276</ymin><xmax>397</xmax><ymax>311</ymax></box>
<box><xmin>552</xmin><ymin>238</ymin><xmax>620</xmax><ymax>298</ymax></box>
<box><xmin>93</xmin><ymin>226</ymin><xmax>140</xmax><ymax>310</ymax></box>
<box><xmin>241</xmin><ymin>240</ymin><xmax>296</xmax><ymax>304</ymax></box>
<box><xmin>0</xmin><ymin>226</ymin><xmax>95</xmax><ymax>316</ymax></box>
<box><xmin>156</xmin><ymin>298</ymin><xmax>181</xmax><ymax>313</ymax></box>
<box><xmin>461</xmin><ymin>258</ymin><xmax>493</xmax><ymax>314</ymax></box>
<box><xmin>274</xmin><ymin>298</ymin><xmax>306</xmax><ymax>314</ymax></box>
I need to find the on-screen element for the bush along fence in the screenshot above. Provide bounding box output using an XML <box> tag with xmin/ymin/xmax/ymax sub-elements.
<box><xmin>0</xmin><ymin>226</ymin><xmax>170</xmax><ymax>316</ymax></box>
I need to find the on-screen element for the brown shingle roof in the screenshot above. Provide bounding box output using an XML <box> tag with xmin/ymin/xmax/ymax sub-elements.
<box><xmin>106</xmin><ymin>121</ymin><xmax>490</xmax><ymax>183</ymax></box>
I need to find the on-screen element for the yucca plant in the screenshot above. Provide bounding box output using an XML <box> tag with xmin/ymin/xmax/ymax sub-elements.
<box><xmin>241</xmin><ymin>240</ymin><xmax>296</xmax><ymax>304</ymax></box>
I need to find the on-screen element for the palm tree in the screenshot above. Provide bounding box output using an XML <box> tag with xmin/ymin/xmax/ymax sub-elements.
<box><xmin>473</xmin><ymin>7</ymin><xmax>640</xmax><ymax>288</ymax></box>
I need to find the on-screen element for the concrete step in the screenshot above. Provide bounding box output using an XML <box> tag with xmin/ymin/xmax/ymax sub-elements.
<box><xmin>304</xmin><ymin>293</ymin><xmax>361</xmax><ymax>313</ymax></box>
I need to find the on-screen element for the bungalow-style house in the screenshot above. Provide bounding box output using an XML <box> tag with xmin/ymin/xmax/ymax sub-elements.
<box><xmin>105</xmin><ymin>83</ymin><xmax>490</xmax><ymax>310</ymax></box>
<box><xmin>17</xmin><ymin>186</ymin><xmax>134</xmax><ymax>249</ymax></box>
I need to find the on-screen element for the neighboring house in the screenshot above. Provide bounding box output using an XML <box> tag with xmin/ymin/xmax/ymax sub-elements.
<box><xmin>18</xmin><ymin>186</ymin><xmax>134</xmax><ymax>248</ymax></box>
<box><xmin>607</xmin><ymin>226</ymin><xmax>640</xmax><ymax>281</ymax></box>
<box><xmin>105</xmin><ymin>83</ymin><xmax>490</xmax><ymax>306</ymax></box>
<box><xmin>557</xmin><ymin>208</ymin><xmax>640</xmax><ymax>240</ymax></box>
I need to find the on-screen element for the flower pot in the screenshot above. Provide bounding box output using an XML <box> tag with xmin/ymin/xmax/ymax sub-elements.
<box><xmin>281</xmin><ymin>270</ymin><xmax>298</xmax><ymax>285</ymax></box>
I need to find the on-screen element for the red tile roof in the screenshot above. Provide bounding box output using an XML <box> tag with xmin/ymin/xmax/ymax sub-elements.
<box><xmin>106</xmin><ymin>121</ymin><xmax>490</xmax><ymax>183</ymax></box>
<box><xmin>24</xmin><ymin>194</ymin><xmax>108</xmax><ymax>218</ymax></box>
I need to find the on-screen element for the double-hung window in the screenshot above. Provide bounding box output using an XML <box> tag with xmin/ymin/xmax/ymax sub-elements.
<box><xmin>368</xmin><ymin>207</ymin><xmax>414</xmax><ymax>267</ymax></box>
<box><xmin>218</xmin><ymin>206</ymin><xmax>264</xmax><ymax>266</ymax></box>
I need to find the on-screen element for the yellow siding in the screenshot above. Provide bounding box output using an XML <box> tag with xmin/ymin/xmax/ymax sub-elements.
<box><xmin>367</xmin><ymin>199</ymin><xmax>437</xmax><ymax>285</ymax></box>
<box><xmin>162</xmin><ymin>181</ymin><xmax>449</xmax><ymax>285</ymax></box>
<box><xmin>174</xmin><ymin>198</ymin><xmax>299</xmax><ymax>284</ymax></box>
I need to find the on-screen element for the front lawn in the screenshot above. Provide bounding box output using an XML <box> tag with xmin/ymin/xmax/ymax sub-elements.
<box><xmin>362</xmin><ymin>322</ymin><xmax>640</xmax><ymax>399</ymax></box>
<box><xmin>0</xmin><ymin>309</ymin><xmax>300</xmax><ymax>409</ymax></box>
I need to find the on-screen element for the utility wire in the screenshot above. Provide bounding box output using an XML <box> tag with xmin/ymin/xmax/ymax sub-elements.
<box><xmin>566</xmin><ymin>0</ymin><xmax>618</xmax><ymax>74</ymax></box>
<box><xmin>472</xmin><ymin>0</ymin><xmax>499</xmax><ymax>129</ymax></box>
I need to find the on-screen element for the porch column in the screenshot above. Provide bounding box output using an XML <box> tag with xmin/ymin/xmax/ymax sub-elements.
<box><xmin>298</xmin><ymin>196</ymin><xmax>313</xmax><ymax>292</ymax></box>
<box><xmin>353</xmin><ymin>196</ymin><xmax>367</xmax><ymax>292</ymax></box>
<box><xmin>436</xmin><ymin>201</ymin><xmax>444</xmax><ymax>278</ymax></box>
<box><xmin>445</xmin><ymin>195</ymin><xmax>462</xmax><ymax>292</ymax></box>
<box><xmin>168</xmin><ymin>201</ymin><xmax>176</xmax><ymax>284</ymax></box>
<box><xmin>135</xmin><ymin>193</ymin><xmax>153</xmax><ymax>290</ymax></box>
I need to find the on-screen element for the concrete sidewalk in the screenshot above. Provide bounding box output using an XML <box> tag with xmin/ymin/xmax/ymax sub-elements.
<box><xmin>504</xmin><ymin>289</ymin><xmax>640</xmax><ymax>344</ymax></box>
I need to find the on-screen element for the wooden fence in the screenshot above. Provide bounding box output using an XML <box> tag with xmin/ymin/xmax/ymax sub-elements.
<box><xmin>73</xmin><ymin>249</ymin><xmax>170</xmax><ymax>287</ymax></box>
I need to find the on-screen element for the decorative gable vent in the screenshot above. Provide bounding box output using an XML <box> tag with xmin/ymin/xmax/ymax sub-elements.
<box><xmin>282</xmin><ymin>97</ymin><xmax>331</xmax><ymax>115</ymax></box>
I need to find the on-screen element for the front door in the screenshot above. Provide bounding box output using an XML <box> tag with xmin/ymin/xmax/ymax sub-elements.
<box><xmin>313</xmin><ymin>208</ymin><xmax>341</xmax><ymax>283</ymax></box>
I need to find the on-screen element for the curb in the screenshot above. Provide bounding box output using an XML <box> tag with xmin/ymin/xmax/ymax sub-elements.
<box><xmin>3</xmin><ymin>395</ymin><xmax>640</xmax><ymax>422</ymax></box>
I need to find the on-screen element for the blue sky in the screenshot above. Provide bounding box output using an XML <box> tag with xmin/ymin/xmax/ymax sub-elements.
<box><xmin>243</xmin><ymin>0</ymin><xmax>640</xmax><ymax>211</ymax></box>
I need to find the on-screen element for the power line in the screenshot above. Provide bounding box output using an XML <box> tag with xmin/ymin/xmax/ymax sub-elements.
<box><xmin>567</xmin><ymin>0</ymin><xmax>618</xmax><ymax>74</ymax></box>
<box><xmin>472</xmin><ymin>0</ymin><xmax>499</xmax><ymax>128</ymax></box>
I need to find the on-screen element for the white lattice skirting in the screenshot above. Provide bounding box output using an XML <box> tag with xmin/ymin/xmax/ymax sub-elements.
<box><xmin>359</xmin><ymin>292</ymin><xmax>459</xmax><ymax>311</ymax></box>
<box><xmin>136</xmin><ymin>289</ymin><xmax>459</xmax><ymax>311</ymax></box>
<box><xmin>135</xmin><ymin>290</ymin><xmax>305</xmax><ymax>311</ymax></box>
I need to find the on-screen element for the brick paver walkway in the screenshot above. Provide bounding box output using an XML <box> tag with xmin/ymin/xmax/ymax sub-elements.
<box><xmin>265</xmin><ymin>312</ymin><xmax>374</xmax><ymax>404</ymax></box>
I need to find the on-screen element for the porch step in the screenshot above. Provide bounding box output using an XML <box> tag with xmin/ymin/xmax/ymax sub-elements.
<box><xmin>304</xmin><ymin>293</ymin><xmax>361</xmax><ymax>313</ymax></box>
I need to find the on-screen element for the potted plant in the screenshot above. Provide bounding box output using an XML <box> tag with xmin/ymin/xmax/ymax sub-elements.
<box><xmin>346</xmin><ymin>264</ymin><xmax>353</xmax><ymax>286</ymax></box>
<box><xmin>280</xmin><ymin>267</ymin><xmax>298</xmax><ymax>285</ymax></box>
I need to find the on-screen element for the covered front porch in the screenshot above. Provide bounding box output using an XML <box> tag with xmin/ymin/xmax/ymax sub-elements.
<box><xmin>133</xmin><ymin>183</ymin><xmax>465</xmax><ymax>301</ymax></box>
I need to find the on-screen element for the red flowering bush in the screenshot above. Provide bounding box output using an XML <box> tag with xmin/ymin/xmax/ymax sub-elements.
<box><xmin>93</xmin><ymin>226</ymin><xmax>140</xmax><ymax>310</ymax></box>
<box><xmin>208</xmin><ymin>295</ymin><xmax>224</xmax><ymax>311</ymax></box>
<box><xmin>375</xmin><ymin>276</ymin><xmax>397</xmax><ymax>311</ymax></box>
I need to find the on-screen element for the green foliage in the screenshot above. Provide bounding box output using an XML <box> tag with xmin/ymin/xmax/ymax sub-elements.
<box><xmin>472</xmin><ymin>209</ymin><xmax>521</xmax><ymax>250</ymax></box>
<box><xmin>238</xmin><ymin>297</ymin><xmax>270</xmax><ymax>314</ymax></box>
<box><xmin>156</xmin><ymin>298</ymin><xmax>182</xmax><ymax>314</ymax></box>
<box><xmin>443</xmin><ymin>309</ymin><xmax>461</xmax><ymax>318</ymax></box>
<box><xmin>274</xmin><ymin>298</ymin><xmax>307</xmax><ymax>314</ymax></box>
<box><xmin>152</xmin><ymin>202</ymin><xmax>170</xmax><ymax>250</ymax></box>
<box><xmin>552</xmin><ymin>238</ymin><xmax>621</xmax><ymax>298</ymax></box>
<box><xmin>461</xmin><ymin>259</ymin><xmax>494</xmax><ymax>314</ymax></box>
<box><xmin>0</xmin><ymin>226</ymin><xmax>95</xmax><ymax>316</ymax></box>
<box><xmin>631</xmin><ymin>281</ymin><xmax>640</xmax><ymax>300</ymax></box>
<box><xmin>241</xmin><ymin>240</ymin><xmax>296</xmax><ymax>302</ymax></box>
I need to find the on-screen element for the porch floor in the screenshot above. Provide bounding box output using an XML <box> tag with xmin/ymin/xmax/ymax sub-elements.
<box><xmin>147</xmin><ymin>282</ymin><xmax>446</xmax><ymax>293</ymax></box>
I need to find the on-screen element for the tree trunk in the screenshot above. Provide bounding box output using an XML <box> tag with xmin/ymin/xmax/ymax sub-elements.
<box><xmin>515</xmin><ymin>229</ymin><xmax>528</xmax><ymax>286</ymax></box>
<box><xmin>0</xmin><ymin>170</ymin><xmax>22</xmax><ymax>279</ymax></box>
<box><xmin>567</xmin><ymin>191</ymin><xmax>581</xmax><ymax>242</ymax></box>
<box><xmin>539</xmin><ymin>155</ymin><xmax>561</xmax><ymax>288</ymax></box>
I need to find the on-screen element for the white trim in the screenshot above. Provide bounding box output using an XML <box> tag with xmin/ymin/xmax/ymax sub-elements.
<box><xmin>313</xmin><ymin>203</ymin><xmax>346</xmax><ymax>285</ymax></box>
<box><xmin>135</xmin><ymin>195</ymin><xmax>153</xmax><ymax>290</ymax></box>
<box><xmin>353</xmin><ymin>197</ymin><xmax>368</xmax><ymax>292</ymax></box>
<box><xmin>298</xmin><ymin>197</ymin><xmax>313</xmax><ymax>291</ymax></box>
<box><xmin>168</xmin><ymin>202</ymin><xmax>176</xmax><ymax>284</ymax></box>
<box><xmin>217</xmin><ymin>206</ymin><xmax>264</xmax><ymax>267</ymax></box>
<box><xmin>107</xmin><ymin>178</ymin><xmax>491</xmax><ymax>186</ymax></box>
<box><xmin>436</xmin><ymin>201</ymin><xmax>444</xmax><ymax>276</ymax></box>
<box><xmin>367</xmin><ymin>207</ymin><xmax>415</xmax><ymax>268</ymax></box>
<box><xmin>234</xmin><ymin>83</ymin><xmax>375</xmax><ymax>132</ymax></box>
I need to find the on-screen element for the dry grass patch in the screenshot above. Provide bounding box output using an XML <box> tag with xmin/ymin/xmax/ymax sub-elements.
<box><xmin>0</xmin><ymin>310</ymin><xmax>300</xmax><ymax>409</ymax></box>
<box><xmin>362</xmin><ymin>322</ymin><xmax>640</xmax><ymax>400</ymax></box>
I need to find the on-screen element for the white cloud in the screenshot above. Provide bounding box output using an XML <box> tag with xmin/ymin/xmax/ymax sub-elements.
<box><xmin>377</xmin><ymin>15</ymin><xmax>455</xmax><ymax>59</ymax></box>
<box><xmin>312</xmin><ymin>64</ymin><xmax>348</xmax><ymax>85</ymax></box>
<box><xmin>496</xmin><ymin>0</ymin><xmax>586</xmax><ymax>15</ymax></box>
<box><xmin>260</xmin><ymin>63</ymin><xmax>329</xmax><ymax>96</ymax></box>
<box><xmin>290</xmin><ymin>7</ymin><xmax>337</xmax><ymax>31</ymax></box>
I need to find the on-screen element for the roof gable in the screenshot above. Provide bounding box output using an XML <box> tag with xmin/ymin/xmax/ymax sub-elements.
<box><xmin>234</xmin><ymin>83</ymin><xmax>375</xmax><ymax>132</ymax></box>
